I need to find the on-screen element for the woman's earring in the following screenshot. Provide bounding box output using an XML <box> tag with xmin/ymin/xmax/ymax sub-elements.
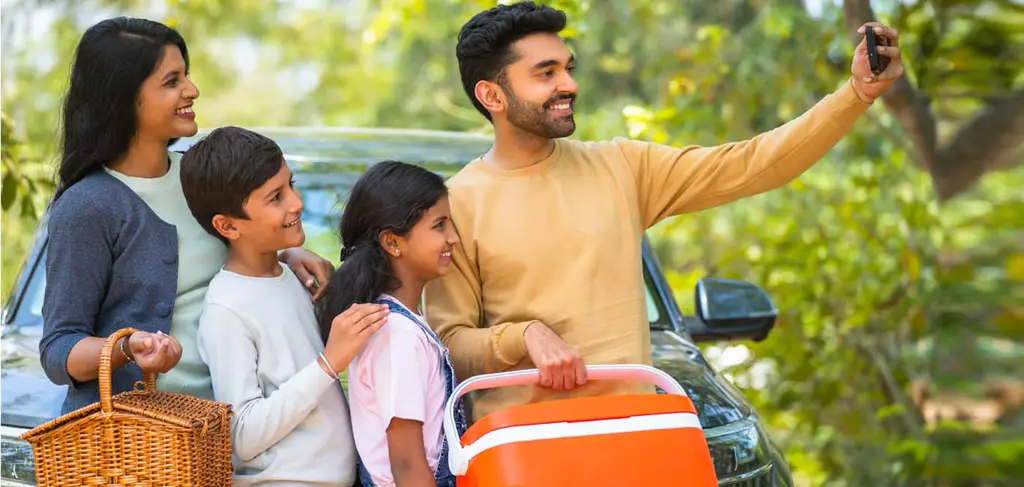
<box><xmin>395</xmin><ymin>249</ymin><xmax>401</xmax><ymax>256</ymax></box>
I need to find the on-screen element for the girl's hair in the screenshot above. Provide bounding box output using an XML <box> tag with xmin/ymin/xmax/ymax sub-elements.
<box><xmin>315</xmin><ymin>160</ymin><xmax>448</xmax><ymax>342</ymax></box>
<box><xmin>55</xmin><ymin>17</ymin><xmax>189</xmax><ymax>200</ymax></box>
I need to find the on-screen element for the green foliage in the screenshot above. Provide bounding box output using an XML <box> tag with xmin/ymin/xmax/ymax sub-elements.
<box><xmin>1</xmin><ymin>113</ymin><xmax>54</xmax><ymax>297</ymax></box>
<box><xmin>1</xmin><ymin>114</ymin><xmax>54</xmax><ymax>220</ymax></box>
<box><xmin>650</xmin><ymin>129</ymin><xmax>944</xmax><ymax>485</ymax></box>
<box><xmin>619</xmin><ymin>0</ymin><xmax>1021</xmax><ymax>484</ymax></box>
<box><xmin>1</xmin><ymin>1</ymin><xmax>1019</xmax><ymax>485</ymax></box>
<box><xmin>894</xmin><ymin>0</ymin><xmax>1024</xmax><ymax>100</ymax></box>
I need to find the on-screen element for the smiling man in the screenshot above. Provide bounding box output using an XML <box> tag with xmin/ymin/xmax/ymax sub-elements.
<box><xmin>424</xmin><ymin>1</ymin><xmax>903</xmax><ymax>420</ymax></box>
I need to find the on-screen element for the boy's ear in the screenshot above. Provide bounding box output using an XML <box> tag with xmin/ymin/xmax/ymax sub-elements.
<box><xmin>377</xmin><ymin>230</ymin><xmax>401</xmax><ymax>257</ymax></box>
<box><xmin>212</xmin><ymin>214</ymin><xmax>241</xmax><ymax>241</ymax></box>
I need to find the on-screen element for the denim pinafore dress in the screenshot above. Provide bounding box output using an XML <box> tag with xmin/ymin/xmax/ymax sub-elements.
<box><xmin>357</xmin><ymin>299</ymin><xmax>468</xmax><ymax>487</ymax></box>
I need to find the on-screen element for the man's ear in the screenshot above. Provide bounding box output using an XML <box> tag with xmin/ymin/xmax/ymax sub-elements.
<box><xmin>377</xmin><ymin>230</ymin><xmax>402</xmax><ymax>257</ymax></box>
<box><xmin>474</xmin><ymin>79</ymin><xmax>507</xmax><ymax>116</ymax></box>
<box><xmin>212</xmin><ymin>214</ymin><xmax>240</xmax><ymax>241</ymax></box>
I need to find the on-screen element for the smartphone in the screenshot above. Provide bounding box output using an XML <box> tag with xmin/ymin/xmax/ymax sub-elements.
<box><xmin>865</xmin><ymin>28</ymin><xmax>890</xmax><ymax>75</ymax></box>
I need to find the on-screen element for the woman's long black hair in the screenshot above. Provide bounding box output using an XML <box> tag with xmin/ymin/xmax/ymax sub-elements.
<box><xmin>55</xmin><ymin>17</ymin><xmax>189</xmax><ymax>200</ymax></box>
<box><xmin>315</xmin><ymin>160</ymin><xmax>448</xmax><ymax>342</ymax></box>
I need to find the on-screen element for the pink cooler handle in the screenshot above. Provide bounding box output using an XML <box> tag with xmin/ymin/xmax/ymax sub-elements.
<box><xmin>444</xmin><ymin>364</ymin><xmax>687</xmax><ymax>475</ymax></box>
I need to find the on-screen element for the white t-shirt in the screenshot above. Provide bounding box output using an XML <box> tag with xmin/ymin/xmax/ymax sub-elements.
<box><xmin>347</xmin><ymin>294</ymin><xmax>448</xmax><ymax>487</ymax></box>
<box><xmin>104</xmin><ymin>151</ymin><xmax>227</xmax><ymax>400</ymax></box>
<box><xmin>196</xmin><ymin>265</ymin><xmax>357</xmax><ymax>487</ymax></box>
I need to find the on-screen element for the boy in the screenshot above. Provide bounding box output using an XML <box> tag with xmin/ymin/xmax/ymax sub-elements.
<box><xmin>180</xmin><ymin>126</ymin><xmax>388</xmax><ymax>486</ymax></box>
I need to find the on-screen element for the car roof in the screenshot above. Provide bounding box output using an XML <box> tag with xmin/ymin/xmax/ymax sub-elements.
<box><xmin>169</xmin><ymin>126</ymin><xmax>494</xmax><ymax>170</ymax></box>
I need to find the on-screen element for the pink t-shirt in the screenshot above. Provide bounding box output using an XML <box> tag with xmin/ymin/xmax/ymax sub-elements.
<box><xmin>348</xmin><ymin>295</ymin><xmax>448</xmax><ymax>487</ymax></box>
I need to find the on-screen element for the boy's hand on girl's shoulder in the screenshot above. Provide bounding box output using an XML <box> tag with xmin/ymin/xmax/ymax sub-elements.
<box><xmin>322</xmin><ymin>303</ymin><xmax>391</xmax><ymax>373</ymax></box>
<box><xmin>128</xmin><ymin>331</ymin><xmax>182</xmax><ymax>374</ymax></box>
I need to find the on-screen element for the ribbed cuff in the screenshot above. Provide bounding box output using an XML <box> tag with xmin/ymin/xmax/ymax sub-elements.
<box><xmin>494</xmin><ymin>321</ymin><xmax>533</xmax><ymax>367</ymax></box>
<box><xmin>839</xmin><ymin>77</ymin><xmax>875</xmax><ymax>107</ymax></box>
<box><xmin>302</xmin><ymin>358</ymin><xmax>340</xmax><ymax>396</ymax></box>
<box><xmin>41</xmin><ymin>332</ymin><xmax>90</xmax><ymax>387</ymax></box>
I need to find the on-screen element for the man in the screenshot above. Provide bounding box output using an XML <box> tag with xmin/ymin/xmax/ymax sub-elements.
<box><xmin>424</xmin><ymin>1</ymin><xmax>903</xmax><ymax>420</ymax></box>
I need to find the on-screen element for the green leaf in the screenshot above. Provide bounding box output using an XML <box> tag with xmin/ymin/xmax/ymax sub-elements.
<box><xmin>1</xmin><ymin>172</ymin><xmax>17</xmax><ymax>211</ymax></box>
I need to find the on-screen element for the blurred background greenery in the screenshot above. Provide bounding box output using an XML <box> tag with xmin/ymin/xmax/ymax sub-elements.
<box><xmin>2</xmin><ymin>0</ymin><xmax>1021</xmax><ymax>485</ymax></box>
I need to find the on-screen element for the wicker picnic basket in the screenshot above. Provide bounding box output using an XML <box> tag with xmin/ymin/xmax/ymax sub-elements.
<box><xmin>20</xmin><ymin>328</ymin><xmax>234</xmax><ymax>486</ymax></box>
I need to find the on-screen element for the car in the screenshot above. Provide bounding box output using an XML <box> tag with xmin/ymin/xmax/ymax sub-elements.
<box><xmin>1</xmin><ymin>127</ymin><xmax>793</xmax><ymax>486</ymax></box>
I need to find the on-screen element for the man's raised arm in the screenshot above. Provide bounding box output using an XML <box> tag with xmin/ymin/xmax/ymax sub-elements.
<box><xmin>624</xmin><ymin>24</ymin><xmax>903</xmax><ymax>227</ymax></box>
<box><xmin>622</xmin><ymin>78</ymin><xmax>872</xmax><ymax>228</ymax></box>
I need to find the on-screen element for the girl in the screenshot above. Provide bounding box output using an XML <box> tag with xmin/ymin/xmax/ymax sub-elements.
<box><xmin>315</xmin><ymin>161</ymin><xmax>467</xmax><ymax>487</ymax></box>
<box><xmin>39</xmin><ymin>17</ymin><xmax>382</xmax><ymax>414</ymax></box>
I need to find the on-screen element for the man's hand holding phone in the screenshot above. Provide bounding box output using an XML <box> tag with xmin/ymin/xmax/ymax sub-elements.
<box><xmin>851</xmin><ymin>22</ymin><xmax>904</xmax><ymax>104</ymax></box>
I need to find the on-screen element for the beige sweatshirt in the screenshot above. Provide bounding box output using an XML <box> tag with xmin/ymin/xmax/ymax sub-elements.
<box><xmin>424</xmin><ymin>79</ymin><xmax>871</xmax><ymax>420</ymax></box>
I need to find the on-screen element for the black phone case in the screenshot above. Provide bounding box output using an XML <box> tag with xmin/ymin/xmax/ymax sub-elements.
<box><xmin>865</xmin><ymin>29</ymin><xmax>890</xmax><ymax>75</ymax></box>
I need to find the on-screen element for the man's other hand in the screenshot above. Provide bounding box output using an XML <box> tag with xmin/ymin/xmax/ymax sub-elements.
<box><xmin>523</xmin><ymin>321</ymin><xmax>587</xmax><ymax>390</ymax></box>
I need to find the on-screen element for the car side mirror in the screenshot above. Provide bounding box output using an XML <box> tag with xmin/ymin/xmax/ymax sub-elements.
<box><xmin>691</xmin><ymin>277</ymin><xmax>777</xmax><ymax>342</ymax></box>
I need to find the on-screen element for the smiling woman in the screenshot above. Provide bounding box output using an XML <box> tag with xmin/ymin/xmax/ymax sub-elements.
<box><xmin>36</xmin><ymin>16</ymin><xmax>345</xmax><ymax>418</ymax></box>
<box><xmin>39</xmin><ymin>17</ymin><xmax>216</xmax><ymax>415</ymax></box>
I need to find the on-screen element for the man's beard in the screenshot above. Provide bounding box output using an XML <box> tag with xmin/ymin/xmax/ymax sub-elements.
<box><xmin>503</xmin><ymin>87</ymin><xmax>576</xmax><ymax>139</ymax></box>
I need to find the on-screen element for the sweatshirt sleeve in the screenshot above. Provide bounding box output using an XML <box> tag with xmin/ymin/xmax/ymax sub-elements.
<box><xmin>197</xmin><ymin>303</ymin><xmax>337</xmax><ymax>463</ymax></box>
<box><xmin>423</xmin><ymin>234</ymin><xmax>532</xmax><ymax>380</ymax></box>
<box><xmin>39</xmin><ymin>196</ymin><xmax>113</xmax><ymax>387</ymax></box>
<box><xmin>622</xmin><ymin>78</ymin><xmax>872</xmax><ymax>227</ymax></box>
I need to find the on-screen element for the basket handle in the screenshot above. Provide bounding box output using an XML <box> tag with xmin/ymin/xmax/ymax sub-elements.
<box><xmin>99</xmin><ymin>328</ymin><xmax>157</xmax><ymax>414</ymax></box>
<box><xmin>443</xmin><ymin>364</ymin><xmax>687</xmax><ymax>475</ymax></box>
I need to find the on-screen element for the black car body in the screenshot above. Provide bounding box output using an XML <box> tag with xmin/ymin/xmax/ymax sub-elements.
<box><xmin>1</xmin><ymin>127</ymin><xmax>792</xmax><ymax>486</ymax></box>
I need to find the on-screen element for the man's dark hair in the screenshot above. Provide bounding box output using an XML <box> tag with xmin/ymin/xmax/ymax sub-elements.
<box><xmin>456</xmin><ymin>1</ymin><xmax>566</xmax><ymax>121</ymax></box>
<box><xmin>179</xmin><ymin>126</ymin><xmax>284</xmax><ymax>245</ymax></box>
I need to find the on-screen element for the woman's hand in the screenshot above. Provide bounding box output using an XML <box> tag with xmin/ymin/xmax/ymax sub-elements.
<box><xmin>126</xmin><ymin>331</ymin><xmax>182</xmax><ymax>374</ymax></box>
<box><xmin>280</xmin><ymin>248</ymin><xmax>334</xmax><ymax>302</ymax></box>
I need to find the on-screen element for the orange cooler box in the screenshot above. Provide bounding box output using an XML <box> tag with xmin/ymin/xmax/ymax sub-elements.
<box><xmin>443</xmin><ymin>365</ymin><xmax>719</xmax><ymax>487</ymax></box>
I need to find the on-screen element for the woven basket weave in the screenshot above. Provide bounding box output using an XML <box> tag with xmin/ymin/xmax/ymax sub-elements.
<box><xmin>20</xmin><ymin>328</ymin><xmax>234</xmax><ymax>486</ymax></box>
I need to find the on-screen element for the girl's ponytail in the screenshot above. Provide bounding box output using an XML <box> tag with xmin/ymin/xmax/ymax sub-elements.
<box><xmin>315</xmin><ymin>242</ymin><xmax>396</xmax><ymax>342</ymax></box>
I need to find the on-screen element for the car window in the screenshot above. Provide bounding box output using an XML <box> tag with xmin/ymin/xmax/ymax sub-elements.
<box><xmin>9</xmin><ymin>250</ymin><xmax>45</xmax><ymax>328</ymax></box>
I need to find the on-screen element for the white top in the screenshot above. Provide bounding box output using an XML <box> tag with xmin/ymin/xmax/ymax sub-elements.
<box><xmin>197</xmin><ymin>265</ymin><xmax>357</xmax><ymax>486</ymax></box>
<box><xmin>347</xmin><ymin>295</ymin><xmax>448</xmax><ymax>487</ymax></box>
<box><xmin>104</xmin><ymin>151</ymin><xmax>227</xmax><ymax>400</ymax></box>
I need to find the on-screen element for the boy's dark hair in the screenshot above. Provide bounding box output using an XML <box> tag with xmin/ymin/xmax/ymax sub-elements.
<box><xmin>179</xmin><ymin>126</ymin><xmax>284</xmax><ymax>245</ymax></box>
<box><xmin>55</xmin><ymin>17</ymin><xmax>189</xmax><ymax>201</ymax></box>
<box><xmin>456</xmin><ymin>1</ymin><xmax>566</xmax><ymax>121</ymax></box>
<box><xmin>314</xmin><ymin>161</ymin><xmax>447</xmax><ymax>343</ymax></box>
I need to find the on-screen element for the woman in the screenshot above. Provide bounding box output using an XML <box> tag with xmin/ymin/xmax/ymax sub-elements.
<box><xmin>39</xmin><ymin>17</ymin><xmax>386</xmax><ymax>414</ymax></box>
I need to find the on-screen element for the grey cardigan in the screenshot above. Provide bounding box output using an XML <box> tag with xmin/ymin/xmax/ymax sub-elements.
<box><xmin>39</xmin><ymin>169</ymin><xmax>180</xmax><ymax>414</ymax></box>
